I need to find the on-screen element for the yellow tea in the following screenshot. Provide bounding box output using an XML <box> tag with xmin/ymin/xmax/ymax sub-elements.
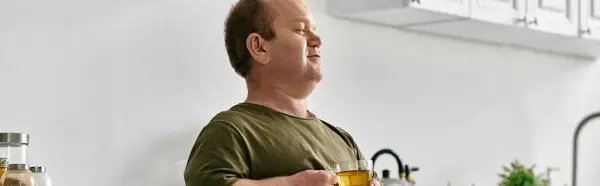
<box><xmin>335</xmin><ymin>170</ymin><xmax>370</xmax><ymax>186</ymax></box>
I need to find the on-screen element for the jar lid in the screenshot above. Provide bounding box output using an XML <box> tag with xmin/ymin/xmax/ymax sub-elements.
<box><xmin>8</xmin><ymin>164</ymin><xmax>29</xmax><ymax>170</ymax></box>
<box><xmin>0</xmin><ymin>133</ymin><xmax>29</xmax><ymax>145</ymax></box>
<box><xmin>0</xmin><ymin>157</ymin><xmax>7</xmax><ymax>167</ymax></box>
<box><xmin>29</xmin><ymin>166</ymin><xmax>46</xmax><ymax>173</ymax></box>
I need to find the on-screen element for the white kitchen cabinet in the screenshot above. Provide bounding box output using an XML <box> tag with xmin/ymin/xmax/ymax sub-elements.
<box><xmin>410</xmin><ymin>0</ymin><xmax>471</xmax><ymax>18</ymax></box>
<box><xmin>413</xmin><ymin>0</ymin><xmax>543</xmax><ymax>45</ymax></box>
<box><xmin>526</xmin><ymin>0</ymin><xmax>579</xmax><ymax>36</ymax></box>
<box><xmin>326</xmin><ymin>0</ymin><xmax>468</xmax><ymax>27</ymax></box>
<box><xmin>327</xmin><ymin>0</ymin><xmax>600</xmax><ymax>59</ymax></box>
<box><xmin>404</xmin><ymin>0</ymin><xmax>553</xmax><ymax>45</ymax></box>
<box><xmin>513</xmin><ymin>0</ymin><xmax>600</xmax><ymax>58</ymax></box>
<box><xmin>580</xmin><ymin>0</ymin><xmax>600</xmax><ymax>40</ymax></box>
<box><xmin>470</xmin><ymin>0</ymin><xmax>526</xmax><ymax>26</ymax></box>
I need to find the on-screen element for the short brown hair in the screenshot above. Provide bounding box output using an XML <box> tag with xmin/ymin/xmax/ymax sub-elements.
<box><xmin>224</xmin><ymin>0</ymin><xmax>276</xmax><ymax>78</ymax></box>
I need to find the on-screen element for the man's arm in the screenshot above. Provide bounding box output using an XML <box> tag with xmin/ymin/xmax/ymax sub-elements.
<box><xmin>231</xmin><ymin>178</ymin><xmax>289</xmax><ymax>186</ymax></box>
<box><xmin>184</xmin><ymin>120</ymin><xmax>252</xmax><ymax>186</ymax></box>
<box><xmin>232</xmin><ymin>170</ymin><xmax>335</xmax><ymax>186</ymax></box>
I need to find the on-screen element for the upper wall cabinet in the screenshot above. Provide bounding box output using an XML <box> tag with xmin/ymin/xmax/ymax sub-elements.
<box><xmin>527</xmin><ymin>0</ymin><xmax>578</xmax><ymax>36</ymax></box>
<box><xmin>470</xmin><ymin>0</ymin><xmax>526</xmax><ymax>26</ymax></box>
<box><xmin>410</xmin><ymin>0</ymin><xmax>471</xmax><ymax>18</ymax></box>
<box><xmin>581</xmin><ymin>0</ymin><xmax>600</xmax><ymax>40</ymax></box>
<box><xmin>326</xmin><ymin>0</ymin><xmax>468</xmax><ymax>27</ymax></box>
<box><xmin>328</xmin><ymin>0</ymin><xmax>600</xmax><ymax>59</ymax></box>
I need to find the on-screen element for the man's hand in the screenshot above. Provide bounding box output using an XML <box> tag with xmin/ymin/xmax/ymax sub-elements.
<box><xmin>286</xmin><ymin>170</ymin><xmax>337</xmax><ymax>186</ymax></box>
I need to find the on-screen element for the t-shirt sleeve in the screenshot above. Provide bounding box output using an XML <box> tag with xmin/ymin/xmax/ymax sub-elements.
<box><xmin>184</xmin><ymin>121</ymin><xmax>250</xmax><ymax>186</ymax></box>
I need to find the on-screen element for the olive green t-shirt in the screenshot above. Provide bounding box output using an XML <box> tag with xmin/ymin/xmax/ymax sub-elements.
<box><xmin>184</xmin><ymin>102</ymin><xmax>367</xmax><ymax>186</ymax></box>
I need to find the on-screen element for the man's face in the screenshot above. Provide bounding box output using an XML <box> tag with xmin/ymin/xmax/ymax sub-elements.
<box><xmin>263</xmin><ymin>0</ymin><xmax>322</xmax><ymax>94</ymax></box>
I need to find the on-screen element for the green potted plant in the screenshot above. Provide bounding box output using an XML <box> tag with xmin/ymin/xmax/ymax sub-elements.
<box><xmin>498</xmin><ymin>160</ymin><xmax>549</xmax><ymax>186</ymax></box>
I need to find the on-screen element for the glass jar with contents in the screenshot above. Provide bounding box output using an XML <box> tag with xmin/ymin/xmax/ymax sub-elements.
<box><xmin>0</xmin><ymin>133</ymin><xmax>30</xmax><ymax>164</ymax></box>
<box><xmin>0</xmin><ymin>164</ymin><xmax>36</xmax><ymax>186</ymax></box>
<box><xmin>0</xmin><ymin>157</ymin><xmax>8</xmax><ymax>179</ymax></box>
<box><xmin>30</xmin><ymin>166</ymin><xmax>52</xmax><ymax>186</ymax></box>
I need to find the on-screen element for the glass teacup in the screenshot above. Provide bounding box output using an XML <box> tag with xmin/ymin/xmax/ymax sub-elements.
<box><xmin>332</xmin><ymin>160</ymin><xmax>373</xmax><ymax>186</ymax></box>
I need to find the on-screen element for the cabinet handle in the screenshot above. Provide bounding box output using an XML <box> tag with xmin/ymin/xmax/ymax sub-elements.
<box><xmin>514</xmin><ymin>17</ymin><xmax>527</xmax><ymax>24</ymax></box>
<box><xmin>580</xmin><ymin>28</ymin><xmax>592</xmax><ymax>35</ymax></box>
<box><xmin>412</xmin><ymin>0</ymin><xmax>421</xmax><ymax>4</ymax></box>
<box><xmin>527</xmin><ymin>17</ymin><xmax>538</xmax><ymax>25</ymax></box>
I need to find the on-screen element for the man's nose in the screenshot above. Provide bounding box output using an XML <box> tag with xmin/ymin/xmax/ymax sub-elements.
<box><xmin>308</xmin><ymin>32</ymin><xmax>322</xmax><ymax>48</ymax></box>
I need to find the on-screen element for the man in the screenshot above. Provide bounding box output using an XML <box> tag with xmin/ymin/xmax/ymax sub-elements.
<box><xmin>184</xmin><ymin>0</ymin><xmax>380</xmax><ymax>185</ymax></box>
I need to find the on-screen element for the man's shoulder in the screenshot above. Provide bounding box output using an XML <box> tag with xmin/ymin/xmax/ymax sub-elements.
<box><xmin>205</xmin><ymin>103</ymin><xmax>266</xmax><ymax>131</ymax></box>
<box><xmin>210</xmin><ymin>109</ymin><xmax>246</xmax><ymax>124</ymax></box>
<box><xmin>195</xmin><ymin>109</ymin><xmax>255</xmax><ymax>144</ymax></box>
<box><xmin>208</xmin><ymin>108</ymin><xmax>252</xmax><ymax>127</ymax></box>
<box><xmin>320</xmin><ymin>119</ymin><xmax>353</xmax><ymax>137</ymax></box>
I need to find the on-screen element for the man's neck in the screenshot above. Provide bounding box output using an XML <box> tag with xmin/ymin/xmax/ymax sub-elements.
<box><xmin>245</xmin><ymin>83</ymin><xmax>310</xmax><ymax>118</ymax></box>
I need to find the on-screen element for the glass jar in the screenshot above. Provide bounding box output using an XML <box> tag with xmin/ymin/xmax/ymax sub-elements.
<box><xmin>0</xmin><ymin>164</ymin><xmax>36</xmax><ymax>186</ymax></box>
<box><xmin>0</xmin><ymin>157</ymin><xmax>8</xmax><ymax>179</ymax></box>
<box><xmin>30</xmin><ymin>166</ymin><xmax>52</xmax><ymax>186</ymax></box>
<box><xmin>0</xmin><ymin>133</ymin><xmax>29</xmax><ymax>164</ymax></box>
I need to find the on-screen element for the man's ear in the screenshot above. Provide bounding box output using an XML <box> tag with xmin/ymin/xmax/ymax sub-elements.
<box><xmin>246</xmin><ymin>33</ymin><xmax>270</xmax><ymax>65</ymax></box>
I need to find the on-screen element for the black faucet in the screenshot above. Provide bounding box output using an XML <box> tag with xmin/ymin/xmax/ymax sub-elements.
<box><xmin>571</xmin><ymin>112</ymin><xmax>600</xmax><ymax>186</ymax></box>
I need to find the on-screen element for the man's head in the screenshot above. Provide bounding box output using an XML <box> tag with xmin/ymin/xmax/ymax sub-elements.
<box><xmin>224</xmin><ymin>0</ymin><xmax>322</xmax><ymax>99</ymax></box>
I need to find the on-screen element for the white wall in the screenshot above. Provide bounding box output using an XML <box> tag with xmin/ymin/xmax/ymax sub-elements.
<box><xmin>0</xmin><ymin>0</ymin><xmax>598</xmax><ymax>186</ymax></box>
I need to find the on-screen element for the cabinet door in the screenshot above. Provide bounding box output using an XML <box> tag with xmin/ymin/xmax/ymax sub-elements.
<box><xmin>471</xmin><ymin>0</ymin><xmax>527</xmax><ymax>26</ymax></box>
<box><xmin>580</xmin><ymin>0</ymin><xmax>600</xmax><ymax>40</ymax></box>
<box><xmin>410</xmin><ymin>0</ymin><xmax>471</xmax><ymax>18</ymax></box>
<box><xmin>527</xmin><ymin>0</ymin><xmax>578</xmax><ymax>36</ymax></box>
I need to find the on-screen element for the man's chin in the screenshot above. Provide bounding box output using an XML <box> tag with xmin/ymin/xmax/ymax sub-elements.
<box><xmin>304</xmin><ymin>70</ymin><xmax>322</xmax><ymax>85</ymax></box>
<box><xmin>313</xmin><ymin>73</ymin><xmax>323</xmax><ymax>83</ymax></box>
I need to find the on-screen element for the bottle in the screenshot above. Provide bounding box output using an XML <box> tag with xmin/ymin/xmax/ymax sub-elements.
<box><xmin>0</xmin><ymin>164</ymin><xmax>36</xmax><ymax>186</ymax></box>
<box><xmin>30</xmin><ymin>166</ymin><xmax>52</xmax><ymax>186</ymax></box>
<box><xmin>0</xmin><ymin>158</ymin><xmax>8</xmax><ymax>179</ymax></box>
